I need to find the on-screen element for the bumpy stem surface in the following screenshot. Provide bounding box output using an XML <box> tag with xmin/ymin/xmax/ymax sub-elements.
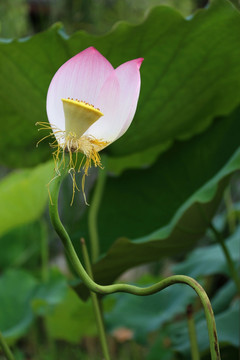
<box><xmin>49</xmin><ymin>168</ymin><xmax>221</xmax><ymax>360</ymax></box>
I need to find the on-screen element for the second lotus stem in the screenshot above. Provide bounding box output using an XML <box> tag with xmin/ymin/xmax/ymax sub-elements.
<box><xmin>210</xmin><ymin>223</ymin><xmax>240</xmax><ymax>295</ymax></box>
<box><xmin>187</xmin><ymin>304</ymin><xmax>200</xmax><ymax>360</ymax></box>
<box><xmin>81</xmin><ymin>238</ymin><xmax>110</xmax><ymax>360</ymax></box>
<box><xmin>88</xmin><ymin>155</ymin><xmax>107</xmax><ymax>263</ymax></box>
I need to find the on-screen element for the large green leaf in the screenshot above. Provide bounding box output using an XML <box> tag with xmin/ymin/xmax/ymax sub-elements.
<box><xmin>74</xmin><ymin>107</ymin><xmax>240</xmax><ymax>299</ymax></box>
<box><xmin>0</xmin><ymin>221</ymin><xmax>43</xmax><ymax>270</ymax></box>
<box><xmin>45</xmin><ymin>287</ymin><xmax>97</xmax><ymax>343</ymax></box>
<box><xmin>0</xmin><ymin>270</ymin><xmax>37</xmax><ymax>340</ymax></box>
<box><xmin>32</xmin><ymin>268</ymin><xmax>68</xmax><ymax>316</ymax></box>
<box><xmin>211</xmin><ymin>281</ymin><xmax>237</xmax><ymax>315</ymax></box>
<box><xmin>0</xmin><ymin>160</ymin><xmax>53</xmax><ymax>237</ymax></box>
<box><xmin>0</xmin><ymin>269</ymin><xmax>69</xmax><ymax>341</ymax></box>
<box><xmin>172</xmin><ymin>227</ymin><xmax>240</xmax><ymax>278</ymax></box>
<box><xmin>1</xmin><ymin>0</ymin><xmax>240</xmax><ymax>166</ymax></box>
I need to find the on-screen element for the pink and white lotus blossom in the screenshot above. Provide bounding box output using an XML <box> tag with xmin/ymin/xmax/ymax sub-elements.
<box><xmin>38</xmin><ymin>47</ymin><xmax>143</xmax><ymax>201</ymax></box>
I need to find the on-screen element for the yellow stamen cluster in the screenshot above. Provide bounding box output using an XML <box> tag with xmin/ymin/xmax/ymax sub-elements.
<box><xmin>36</xmin><ymin>121</ymin><xmax>108</xmax><ymax>205</ymax></box>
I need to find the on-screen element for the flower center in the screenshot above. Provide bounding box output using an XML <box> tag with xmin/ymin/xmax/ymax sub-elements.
<box><xmin>62</xmin><ymin>98</ymin><xmax>103</xmax><ymax>140</ymax></box>
<box><xmin>36</xmin><ymin>99</ymin><xmax>107</xmax><ymax>205</ymax></box>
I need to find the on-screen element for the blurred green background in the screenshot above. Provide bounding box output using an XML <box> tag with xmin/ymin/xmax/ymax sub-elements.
<box><xmin>0</xmin><ymin>0</ymin><xmax>203</xmax><ymax>38</ymax></box>
<box><xmin>0</xmin><ymin>0</ymin><xmax>239</xmax><ymax>359</ymax></box>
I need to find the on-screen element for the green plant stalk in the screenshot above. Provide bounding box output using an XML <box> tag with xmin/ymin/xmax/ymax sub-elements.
<box><xmin>49</xmin><ymin>167</ymin><xmax>221</xmax><ymax>360</ymax></box>
<box><xmin>186</xmin><ymin>304</ymin><xmax>200</xmax><ymax>360</ymax></box>
<box><xmin>0</xmin><ymin>332</ymin><xmax>15</xmax><ymax>360</ymax></box>
<box><xmin>40</xmin><ymin>220</ymin><xmax>49</xmax><ymax>282</ymax></box>
<box><xmin>88</xmin><ymin>155</ymin><xmax>107</xmax><ymax>263</ymax></box>
<box><xmin>210</xmin><ymin>223</ymin><xmax>240</xmax><ymax>295</ymax></box>
<box><xmin>224</xmin><ymin>187</ymin><xmax>236</xmax><ymax>234</ymax></box>
<box><xmin>81</xmin><ymin>238</ymin><xmax>111</xmax><ymax>360</ymax></box>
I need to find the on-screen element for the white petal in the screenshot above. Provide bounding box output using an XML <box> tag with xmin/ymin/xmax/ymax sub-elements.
<box><xmin>85</xmin><ymin>58</ymin><xmax>143</xmax><ymax>143</ymax></box>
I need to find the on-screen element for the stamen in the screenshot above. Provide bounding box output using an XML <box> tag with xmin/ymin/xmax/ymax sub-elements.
<box><xmin>36</xmin><ymin>122</ymin><xmax>109</xmax><ymax>204</ymax></box>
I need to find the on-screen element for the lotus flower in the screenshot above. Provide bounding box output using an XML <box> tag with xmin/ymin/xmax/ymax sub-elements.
<box><xmin>38</xmin><ymin>47</ymin><xmax>143</xmax><ymax>201</ymax></box>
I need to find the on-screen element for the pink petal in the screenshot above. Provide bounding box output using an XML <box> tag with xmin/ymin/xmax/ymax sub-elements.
<box><xmin>114</xmin><ymin>58</ymin><xmax>143</xmax><ymax>140</ymax></box>
<box><xmin>84</xmin><ymin>72</ymin><xmax>120</xmax><ymax>142</ymax></box>
<box><xmin>86</xmin><ymin>57</ymin><xmax>143</xmax><ymax>143</ymax></box>
<box><xmin>46</xmin><ymin>47</ymin><xmax>114</xmax><ymax>132</ymax></box>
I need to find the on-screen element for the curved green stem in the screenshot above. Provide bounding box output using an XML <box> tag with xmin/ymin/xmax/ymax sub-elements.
<box><xmin>49</xmin><ymin>170</ymin><xmax>221</xmax><ymax>360</ymax></box>
<box><xmin>210</xmin><ymin>223</ymin><xmax>240</xmax><ymax>295</ymax></box>
<box><xmin>88</xmin><ymin>156</ymin><xmax>107</xmax><ymax>262</ymax></box>
<box><xmin>81</xmin><ymin>238</ymin><xmax>110</xmax><ymax>360</ymax></box>
<box><xmin>0</xmin><ymin>332</ymin><xmax>15</xmax><ymax>360</ymax></box>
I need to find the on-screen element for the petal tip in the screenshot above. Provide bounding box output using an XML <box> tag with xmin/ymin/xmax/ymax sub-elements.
<box><xmin>83</xmin><ymin>46</ymin><xmax>98</xmax><ymax>53</ymax></box>
<box><xmin>136</xmin><ymin>58</ymin><xmax>144</xmax><ymax>69</ymax></box>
